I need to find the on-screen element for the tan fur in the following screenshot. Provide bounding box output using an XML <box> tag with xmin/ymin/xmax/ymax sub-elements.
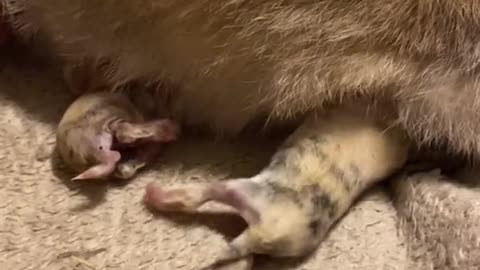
<box><xmin>391</xmin><ymin>168</ymin><xmax>480</xmax><ymax>270</ymax></box>
<box><xmin>6</xmin><ymin>0</ymin><xmax>480</xmax><ymax>154</ymax></box>
<box><xmin>4</xmin><ymin>2</ymin><xmax>480</xmax><ymax>268</ymax></box>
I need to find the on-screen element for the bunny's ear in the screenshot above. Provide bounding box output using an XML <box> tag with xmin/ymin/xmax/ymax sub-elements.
<box><xmin>114</xmin><ymin>120</ymin><xmax>179</xmax><ymax>145</ymax></box>
<box><xmin>71</xmin><ymin>163</ymin><xmax>116</xmax><ymax>181</ymax></box>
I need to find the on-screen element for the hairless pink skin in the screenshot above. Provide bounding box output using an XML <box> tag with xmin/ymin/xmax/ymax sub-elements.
<box><xmin>113</xmin><ymin>119</ymin><xmax>179</xmax><ymax>145</ymax></box>
<box><xmin>144</xmin><ymin>180</ymin><xmax>260</xmax><ymax>225</ymax></box>
<box><xmin>72</xmin><ymin>119</ymin><xmax>179</xmax><ymax>181</ymax></box>
<box><xmin>71</xmin><ymin>132</ymin><xmax>121</xmax><ymax>180</ymax></box>
<box><xmin>143</xmin><ymin>180</ymin><xmax>265</xmax><ymax>268</ymax></box>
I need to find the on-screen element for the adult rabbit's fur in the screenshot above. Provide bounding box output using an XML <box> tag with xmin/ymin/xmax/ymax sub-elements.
<box><xmin>7</xmin><ymin>0</ymin><xmax>480</xmax><ymax>154</ymax></box>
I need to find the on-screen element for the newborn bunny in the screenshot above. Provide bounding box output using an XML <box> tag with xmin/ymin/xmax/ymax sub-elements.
<box><xmin>56</xmin><ymin>91</ymin><xmax>179</xmax><ymax>181</ymax></box>
<box><xmin>144</xmin><ymin>108</ymin><xmax>409</xmax><ymax>268</ymax></box>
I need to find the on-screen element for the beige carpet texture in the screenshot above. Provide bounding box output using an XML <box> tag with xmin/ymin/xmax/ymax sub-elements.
<box><xmin>1</xmin><ymin>55</ymin><xmax>480</xmax><ymax>270</ymax></box>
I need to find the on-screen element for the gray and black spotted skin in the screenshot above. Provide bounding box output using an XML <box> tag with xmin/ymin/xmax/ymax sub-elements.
<box><xmin>144</xmin><ymin>107</ymin><xmax>410</xmax><ymax>267</ymax></box>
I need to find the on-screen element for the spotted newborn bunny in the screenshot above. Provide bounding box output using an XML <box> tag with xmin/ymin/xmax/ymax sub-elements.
<box><xmin>144</xmin><ymin>108</ymin><xmax>409</xmax><ymax>268</ymax></box>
